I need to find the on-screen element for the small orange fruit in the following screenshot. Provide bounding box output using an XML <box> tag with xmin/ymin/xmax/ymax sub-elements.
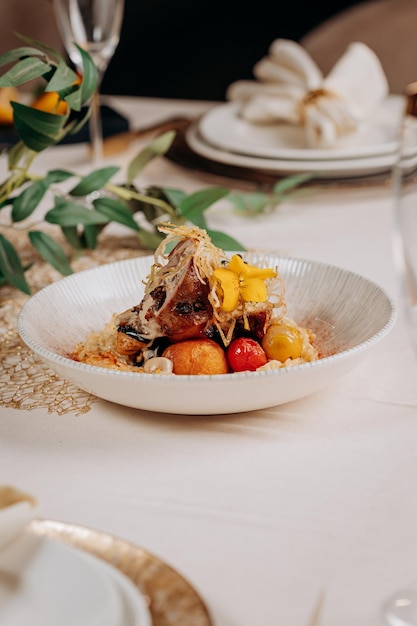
<box><xmin>0</xmin><ymin>87</ymin><xmax>20</xmax><ymax>125</ymax></box>
<box><xmin>31</xmin><ymin>91</ymin><xmax>68</xmax><ymax>115</ymax></box>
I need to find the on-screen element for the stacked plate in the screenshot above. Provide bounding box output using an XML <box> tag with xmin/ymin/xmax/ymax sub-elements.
<box><xmin>0</xmin><ymin>530</ymin><xmax>151</xmax><ymax>626</ymax></box>
<box><xmin>186</xmin><ymin>95</ymin><xmax>413</xmax><ymax>179</ymax></box>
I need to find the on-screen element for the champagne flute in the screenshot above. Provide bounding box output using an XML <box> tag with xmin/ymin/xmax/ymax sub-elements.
<box><xmin>383</xmin><ymin>83</ymin><xmax>417</xmax><ymax>626</ymax></box>
<box><xmin>384</xmin><ymin>585</ymin><xmax>417</xmax><ymax>626</ymax></box>
<box><xmin>392</xmin><ymin>83</ymin><xmax>417</xmax><ymax>359</ymax></box>
<box><xmin>53</xmin><ymin>0</ymin><xmax>125</xmax><ymax>164</ymax></box>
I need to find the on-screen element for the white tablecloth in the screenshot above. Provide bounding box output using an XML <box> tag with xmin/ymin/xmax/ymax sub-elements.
<box><xmin>1</xmin><ymin>96</ymin><xmax>416</xmax><ymax>626</ymax></box>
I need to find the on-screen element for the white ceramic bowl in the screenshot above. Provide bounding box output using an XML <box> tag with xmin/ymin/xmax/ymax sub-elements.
<box><xmin>17</xmin><ymin>254</ymin><xmax>396</xmax><ymax>415</ymax></box>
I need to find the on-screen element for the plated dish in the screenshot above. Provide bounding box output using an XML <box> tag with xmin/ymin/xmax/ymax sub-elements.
<box><xmin>186</xmin><ymin>124</ymin><xmax>400</xmax><ymax>179</ymax></box>
<box><xmin>198</xmin><ymin>96</ymin><xmax>404</xmax><ymax>160</ymax></box>
<box><xmin>70</xmin><ymin>225</ymin><xmax>320</xmax><ymax>376</ymax></box>
<box><xmin>0</xmin><ymin>528</ymin><xmax>150</xmax><ymax>626</ymax></box>
<box><xmin>17</xmin><ymin>232</ymin><xmax>395</xmax><ymax>414</ymax></box>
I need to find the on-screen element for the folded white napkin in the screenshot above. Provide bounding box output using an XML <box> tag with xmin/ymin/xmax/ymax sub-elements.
<box><xmin>0</xmin><ymin>485</ymin><xmax>37</xmax><ymax>550</ymax></box>
<box><xmin>226</xmin><ymin>39</ymin><xmax>389</xmax><ymax>148</ymax></box>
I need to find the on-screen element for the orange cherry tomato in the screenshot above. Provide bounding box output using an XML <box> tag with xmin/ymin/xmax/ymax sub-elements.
<box><xmin>261</xmin><ymin>324</ymin><xmax>303</xmax><ymax>362</ymax></box>
<box><xmin>227</xmin><ymin>337</ymin><xmax>267</xmax><ymax>372</ymax></box>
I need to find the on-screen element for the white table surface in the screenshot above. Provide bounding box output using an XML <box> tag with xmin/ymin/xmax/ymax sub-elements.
<box><xmin>1</xmin><ymin>96</ymin><xmax>417</xmax><ymax>626</ymax></box>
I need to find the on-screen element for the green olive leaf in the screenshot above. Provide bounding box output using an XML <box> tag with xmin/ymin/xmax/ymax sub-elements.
<box><xmin>45</xmin><ymin>60</ymin><xmax>78</xmax><ymax>92</ymax></box>
<box><xmin>81</xmin><ymin>225</ymin><xmax>99</xmax><ymax>249</ymax></box>
<box><xmin>63</xmin><ymin>88</ymin><xmax>84</xmax><ymax>113</ymax></box>
<box><xmin>0</xmin><ymin>233</ymin><xmax>31</xmax><ymax>294</ymax></box>
<box><xmin>45</xmin><ymin>197</ymin><xmax>110</xmax><ymax>227</ymax></box>
<box><xmin>10</xmin><ymin>169</ymin><xmax>76</xmax><ymax>222</ymax></box>
<box><xmin>272</xmin><ymin>172</ymin><xmax>317</xmax><ymax>195</ymax></box>
<box><xmin>12</xmin><ymin>124</ymin><xmax>59</xmax><ymax>153</ymax></box>
<box><xmin>228</xmin><ymin>191</ymin><xmax>272</xmax><ymax>216</ymax></box>
<box><xmin>60</xmin><ymin>226</ymin><xmax>84</xmax><ymax>250</ymax></box>
<box><xmin>11</xmin><ymin>179</ymin><xmax>49</xmax><ymax>222</ymax></box>
<box><xmin>179</xmin><ymin>187</ymin><xmax>229</xmax><ymax>221</ymax></box>
<box><xmin>28</xmin><ymin>230</ymin><xmax>73</xmax><ymax>276</ymax></box>
<box><xmin>11</xmin><ymin>33</ymin><xmax>66</xmax><ymax>63</ymax></box>
<box><xmin>12</xmin><ymin>102</ymin><xmax>67</xmax><ymax>151</ymax></box>
<box><xmin>126</xmin><ymin>131</ymin><xmax>176</xmax><ymax>184</ymax></box>
<box><xmin>76</xmin><ymin>45</ymin><xmax>99</xmax><ymax>103</ymax></box>
<box><xmin>189</xmin><ymin>213</ymin><xmax>208</xmax><ymax>230</ymax></box>
<box><xmin>93</xmin><ymin>196</ymin><xmax>140</xmax><ymax>231</ymax></box>
<box><xmin>12</xmin><ymin>102</ymin><xmax>67</xmax><ymax>134</ymax></box>
<box><xmin>45</xmin><ymin>169</ymin><xmax>75</xmax><ymax>184</ymax></box>
<box><xmin>205</xmin><ymin>229</ymin><xmax>246</xmax><ymax>252</ymax></box>
<box><xmin>162</xmin><ymin>188</ymin><xmax>187</xmax><ymax>207</ymax></box>
<box><xmin>0</xmin><ymin>46</ymin><xmax>49</xmax><ymax>67</ymax></box>
<box><xmin>136</xmin><ymin>229</ymin><xmax>165</xmax><ymax>250</ymax></box>
<box><xmin>69</xmin><ymin>167</ymin><xmax>120</xmax><ymax>196</ymax></box>
<box><xmin>0</xmin><ymin>56</ymin><xmax>51</xmax><ymax>87</ymax></box>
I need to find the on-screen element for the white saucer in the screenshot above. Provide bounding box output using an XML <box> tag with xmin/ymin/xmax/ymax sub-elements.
<box><xmin>0</xmin><ymin>531</ymin><xmax>151</xmax><ymax>626</ymax></box>
<box><xmin>198</xmin><ymin>95</ymin><xmax>404</xmax><ymax>160</ymax></box>
<box><xmin>186</xmin><ymin>123</ymin><xmax>402</xmax><ymax>179</ymax></box>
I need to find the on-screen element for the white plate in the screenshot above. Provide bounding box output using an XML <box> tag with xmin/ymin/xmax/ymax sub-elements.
<box><xmin>0</xmin><ymin>531</ymin><xmax>151</xmax><ymax>626</ymax></box>
<box><xmin>75</xmin><ymin>549</ymin><xmax>152</xmax><ymax>626</ymax></box>
<box><xmin>186</xmin><ymin>124</ymin><xmax>403</xmax><ymax>179</ymax></box>
<box><xmin>17</xmin><ymin>254</ymin><xmax>395</xmax><ymax>415</ymax></box>
<box><xmin>198</xmin><ymin>96</ymin><xmax>404</xmax><ymax>160</ymax></box>
<box><xmin>0</xmin><ymin>532</ymin><xmax>122</xmax><ymax>626</ymax></box>
<box><xmin>30</xmin><ymin>518</ymin><xmax>211</xmax><ymax>625</ymax></box>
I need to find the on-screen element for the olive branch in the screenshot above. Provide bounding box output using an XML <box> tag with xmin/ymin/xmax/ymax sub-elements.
<box><xmin>0</xmin><ymin>35</ymin><xmax>313</xmax><ymax>294</ymax></box>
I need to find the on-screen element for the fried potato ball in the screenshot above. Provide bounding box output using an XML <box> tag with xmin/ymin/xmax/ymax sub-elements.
<box><xmin>162</xmin><ymin>339</ymin><xmax>229</xmax><ymax>375</ymax></box>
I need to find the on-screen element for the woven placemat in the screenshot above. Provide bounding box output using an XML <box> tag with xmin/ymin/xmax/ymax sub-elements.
<box><xmin>0</xmin><ymin>230</ymin><xmax>145</xmax><ymax>415</ymax></box>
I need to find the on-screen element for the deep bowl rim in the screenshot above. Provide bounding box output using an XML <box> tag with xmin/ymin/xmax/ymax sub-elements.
<box><xmin>17</xmin><ymin>254</ymin><xmax>397</xmax><ymax>385</ymax></box>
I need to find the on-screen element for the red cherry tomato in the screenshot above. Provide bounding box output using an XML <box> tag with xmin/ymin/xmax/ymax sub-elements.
<box><xmin>227</xmin><ymin>337</ymin><xmax>267</xmax><ymax>372</ymax></box>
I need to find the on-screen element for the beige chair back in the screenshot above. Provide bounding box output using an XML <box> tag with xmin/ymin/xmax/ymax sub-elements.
<box><xmin>300</xmin><ymin>0</ymin><xmax>417</xmax><ymax>94</ymax></box>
